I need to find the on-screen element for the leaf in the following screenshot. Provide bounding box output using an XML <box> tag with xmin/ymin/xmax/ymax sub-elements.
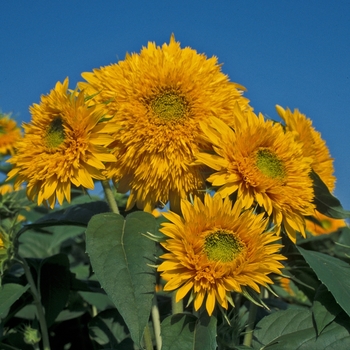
<box><xmin>253</xmin><ymin>309</ymin><xmax>313</xmax><ymax>348</ymax></box>
<box><xmin>297</xmin><ymin>246</ymin><xmax>350</xmax><ymax>317</ymax></box>
<box><xmin>311</xmin><ymin>171</ymin><xmax>350</xmax><ymax>219</ymax></box>
<box><xmin>88</xmin><ymin>309</ymin><xmax>129</xmax><ymax>347</ymax></box>
<box><xmin>312</xmin><ymin>284</ymin><xmax>343</xmax><ymax>335</ymax></box>
<box><xmin>79</xmin><ymin>291</ymin><xmax>114</xmax><ymax>311</ymax></box>
<box><xmin>253</xmin><ymin>308</ymin><xmax>350</xmax><ymax>349</ymax></box>
<box><xmin>0</xmin><ymin>283</ymin><xmax>29</xmax><ymax>318</ymax></box>
<box><xmin>161</xmin><ymin>312</ymin><xmax>217</xmax><ymax>350</ymax></box>
<box><xmin>17</xmin><ymin>201</ymin><xmax>110</xmax><ymax>236</ymax></box>
<box><xmin>19</xmin><ymin>225</ymin><xmax>84</xmax><ymax>259</ymax></box>
<box><xmin>85</xmin><ymin>211</ymin><xmax>157</xmax><ymax>347</ymax></box>
<box><xmin>39</xmin><ymin>254</ymin><xmax>71</xmax><ymax>326</ymax></box>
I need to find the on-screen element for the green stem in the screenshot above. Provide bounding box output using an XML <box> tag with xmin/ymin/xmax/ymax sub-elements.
<box><xmin>243</xmin><ymin>300</ymin><xmax>258</xmax><ymax>347</ymax></box>
<box><xmin>171</xmin><ymin>292</ymin><xmax>183</xmax><ymax>314</ymax></box>
<box><xmin>152</xmin><ymin>296</ymin><xmax>162</xmax><ymax>350</ymax></box>
<box><xmin>21</xmin><ymin>258</ymin><xmax>51</xmax><ymax>350</ymax></box>
<box><xmin>101</xmin><ymin>180</ymin><xmax>120</xmax><ymax>214</ymax></box>
<box><xmin>143</xmin><ymin>323</ymin><xmax>153</xmax><ymax>350</ymax></box>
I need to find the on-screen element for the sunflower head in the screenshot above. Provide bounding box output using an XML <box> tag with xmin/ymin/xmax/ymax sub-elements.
<box><xmin>157</xmin><ymin>194</ymin><xmax>286</xmax><ymax>316</ymax></box>
<box><xmin>7</xmin><ymin>78</ymin><xmax>117</xmax><ymax>208</ymax></box>
<box><xmin>79</xmin><ymin>35</ymin><xmax>252</xmax><ymax>213</ymax></box>
<box><xmin>276</xmin><ymin>105</ymin><xmax>335</xmax><ymax>192</ymax></box>
<box><xmin>0</xmin><ymin>112</ymin><xmax>21</xmax><ymax>156</ymax></box>
<box><xmin>196</xmin><ymin>110</ymin><xmax>315</xmax><ymax>242</ymax></box>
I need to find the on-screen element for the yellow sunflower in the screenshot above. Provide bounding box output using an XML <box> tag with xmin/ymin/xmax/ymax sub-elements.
<box><xmin>196</xmin><ymin>109</ymin><xmax>315</xmax><ymax>242</ymax></box>
<box><xmin>7</xmin><ymin>78</ymin><xmax>117</xmax><ymax>208</ymax></box>
<box><xmin>157</xmin><ymin>194</ymin><xmax>286</xmax><ymax>316</ymax></box>
<box><xmin>0</xmin><ymin>183</ymin><xmax>13</xmax><ymax>195</ymax></box>
<box><xmin>79</xmin><ymin>35</ymin><xmax>251</xmax><ymax>213</ymax></box>
<box><xmin>276</xmin><ymin>106</ymin><xmax>335</xmax><ymax>192</ymax></box>
<box><xmin>306</xmin><ymin>210</ymin><xmax>347</xmax><ymax>235</ymax></box>
<box><xmin>0</xmin><ymin>112</ymin><xmax>21</xmax><ymax>156</ymax></box>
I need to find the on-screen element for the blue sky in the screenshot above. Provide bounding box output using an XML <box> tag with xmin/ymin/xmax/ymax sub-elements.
<box><xmin>1</xmin><ymin>1</ymin><xmax>350</xmax><ymax>209</ymax></box>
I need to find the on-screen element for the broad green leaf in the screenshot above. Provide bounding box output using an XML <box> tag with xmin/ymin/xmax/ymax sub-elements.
<box><xmin>311</xmin><ymin>171</ymin><xmax>350</xmax><ymax>219</ymax></box>
<box><xmin>85</xmin><ymin>211</ymin><xmax>157</xmax><ymax>347</ymax></box>
<box><xmin>88</xmin><ymin>309</ymin><xmax>129</xmax><ymax>347</ymax></box>
<box><xmin>0</xmin><ymin>283</ymin><xmax>29</xmax><ymax>318</ymax></box>
<box><xmin>19</xmin><ymin>231</ymin><xmax>54</xmax><ymax>258</ymax></box>
<box><xmin>253</xmin><ymin>309</ymin><xmax>313</xmax><ymax>348</ymax></box>
<box><xmin>161</xmin><ymin>312</ymin><xmax>217</xmax><ymax>350</ymax></box>
<box><xmin>17</xmin><ymin>200</ymin><xmax>109</xmax><ymax>236</ymax></box>
<box><xmin>79</xmin><ymin>291</ymin><xmax>114</xmax><ymax>311</ymax></box>
<box><xmin>297</xmin><ymin>246</ymin><xmax>350</xmax><ymax>317</ymax></box>
<box><xmin>312</xmin><ymin>284</ymin><xmax>342</xmax><ymax>335</ymax></box>
<box><xmin>253</xmin><ymin>308</ymin><xmax>350</xmax><ymax>349</ymax></box>
<box><xmin>39</xmin><ymin>254</ymin><xmax>71</xmax><ymax>326</ymax></box>
<box><xmin>19</xmin><ymin>225</ymin><xmax>84</xmax><ymax>258</ymax></box>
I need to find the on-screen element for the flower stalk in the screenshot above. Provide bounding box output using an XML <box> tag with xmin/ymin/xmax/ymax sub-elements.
<box><xmin>101</xmin><ymin>179</ymin><xmax>120</xmax><ymax>214</ymax></box>
<box><xmin>21</xmin><ymin>257</ymin><xmax>51</xmax><ymax>350</ymax></box>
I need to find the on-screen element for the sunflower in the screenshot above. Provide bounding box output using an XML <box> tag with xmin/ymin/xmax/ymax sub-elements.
<box><xmin>7</xmin><ymin>78</ymin><xmax>117</xmax><ymax>208</ymax></box>
<box><xmin>276</xmin><ymin>106</ymin><xmax>335</xmax><ymax>192</ymax></box>
<box><xmin>306</xmin><ymin>210</ymin><xmax>347</xmax><ymax>235</ymax></box>
<box><xmin>0</xmin><ymin>183</ymin><xmax>13</xmax><ymax>195</ymax></box>
<box><xmin>79</xmin><ymin>35</ymin><xmax>251</xmax><ymax>213</ymax></box>
<box><xmin>0</xmin><ymin>112</ymin><xmax>21</xmax><ymax>156</ymax></box>
<box><xmin>157</xmin><ymin>194</ymin><xmax>286</xmax><ymax>316</ymax></box>
<box><xmin>196</xmin><ymin>109</ymin><xmax>315</xmax><ymax>242</ymax></box>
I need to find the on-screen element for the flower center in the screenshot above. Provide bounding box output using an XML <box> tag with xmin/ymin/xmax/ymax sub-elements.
<box><xmin>44</xmin><ymin>117</ymin><xmax>65</xmax><ymax>149</ymax></box>
<box><xmin>321</xmin><ymin>219</ymin><xmax>332</xmax><ymax>229</ymax></box>
<box><xmin>151</xmin><ymin>91</ymin><xmax>187</xmax><ymax>122</ymax></box>
<box><xmin>255</xmin><ymin>148</ymin><xmax>285</xmax><ymax>180</ymax></box>
<box><xmin>204</xmin><ymin>229</ymin><xmax>244</xmax><ymax>263</ymax></box>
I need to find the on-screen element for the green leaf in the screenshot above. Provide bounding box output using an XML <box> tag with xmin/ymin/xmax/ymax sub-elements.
<box><xmin>39</xmin><ymin>254</ymin><xmax>71</xmax><ymax>326</ymax></box>
<box><xmin>79</xmin><ymin>291</ymin><xmax>114</xmax><ymax>311</ymax></box>
<box><xmin>311</xmin><ymin>171</ymin><xmax>350</xmax><ymax>219</ymax></box>
<box><xmin>253</xmin><ymin>308</ymin><xmax>350</xmax><ymax>349</ymax></box>
<box><xmin>161</xmin><ymin>312</ymin><xmax>217</xmax><ymax>350</ymax></box>
<box><xmin>88</xmin><ymin>309</ymin><xmax>129</xmax><ymax>347</ymax></box>
<box><xmin>17</xmin><ymin>201</ymin><xmax>109</xmax><ymax>236</ymax></box>
<box><xmin>85</xmin><ymin>211</ymin><xmax>157</xmax><ymax>347</ymax></box>
<box><xmin>297</xmin><ymin>246</ymin><xmax>350</xmax><ymax>317</ymax></box>
<box><xmin>253</xmin><ymin>309</ymin><xmax>313</xmax><ymax>348</ymax></box>
<box><xmin>0</xmin><ymin>283</ymin><xmax>29</xmax><ymax>318</ymax></box>
<box><xmin>19</xmin><ymin>225</ymin><xmax>84</xmax><ymax>258</ymax></box>
<box><xmin>312</xmin><ymin>284</ymin><xmax>343</xmax><ymax>335</ymax></box>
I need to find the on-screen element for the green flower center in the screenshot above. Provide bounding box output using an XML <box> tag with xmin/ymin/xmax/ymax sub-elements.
<box><xmin>151</xmin><ymin>91</ymin><xmax>187</xmax><ymax>122</ymax></box>
<box><xmin>321</xmin><ymin>219</ymin><xmax>332</xmax><ymax>229</ymax></box>
<box><xmin>255</xmin><ymin>148</ymin><xmax>285</xmax><ymax>180</ymax></box>
<box><xmin>204</xmin><ymin>230</ymin><xmax>244</xmax><ymax>263</ymax></box>
<box><xmin>44</xmin><ymin>117</ymin><xmax>65</xmax><ymax>149</ymax></box>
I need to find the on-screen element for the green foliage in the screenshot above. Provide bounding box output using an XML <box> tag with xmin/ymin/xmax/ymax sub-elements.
<box><xmin>311</xmin><ymin>171</ymin><xmax>350</xmax><ymax>219</ymax></box>
<box><xmin>161</xmin><ymin>312</ymin><xmax>217</xmax><ymax>350</ymax></box>
<box><xmin>85</xmin><ymin>211</ymin><xmax>157</xmax><ymax>347</ymax></box>
<box><xmin>297</xmin><ymin>246</ymin><xmax>350</xmax><ymax>318</ymax></box>
<box><xmin>252</xmin><ymin>308</ymin><xmax>350</xmax><ymax>349</ymax></box>
<box><xmin>0</xmin><ymin>283</ymin><xmax>29</xmax><ymax>318</ymax></box>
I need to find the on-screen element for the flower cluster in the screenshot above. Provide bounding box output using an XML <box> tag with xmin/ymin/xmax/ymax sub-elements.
<box><xmin>4</xmin><ymin>35</ymin><xmax>340</xmax><ymax>316</ymax></box>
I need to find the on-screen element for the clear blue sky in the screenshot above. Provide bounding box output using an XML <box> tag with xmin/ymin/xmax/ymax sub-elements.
<box><xmin>1</xmin><ymin>1</ymin><xmax>350</xmax><ymax>209</ymax></box>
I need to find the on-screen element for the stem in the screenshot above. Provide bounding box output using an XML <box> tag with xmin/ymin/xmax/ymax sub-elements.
<box><xmin>101</xmin><ymin>180</ymin><xmax>120</xmax><ymax>214</ymax></box>
<box><xmin>171</xmin><ymin>292</ymin><xmax>183</xmax><ymax>314</ymax></box>
<box><xmin>143</xmin><ymin>323</ymin><xmax>153</xmax><ymax>350</ymax></box>
<box><xmin>152</xmin><ymin>296</ymin><xmax>162</xmax><ymax>350</ymax></box>
<box><xmin>21</xmin><ymin>258</ymin><xmax>51</xmax><ymax>350</ymax></box>
<box><xmin>243</xmin><ymin>300</ymin><xmax>258</xmax><ymax>347</ymax></box>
